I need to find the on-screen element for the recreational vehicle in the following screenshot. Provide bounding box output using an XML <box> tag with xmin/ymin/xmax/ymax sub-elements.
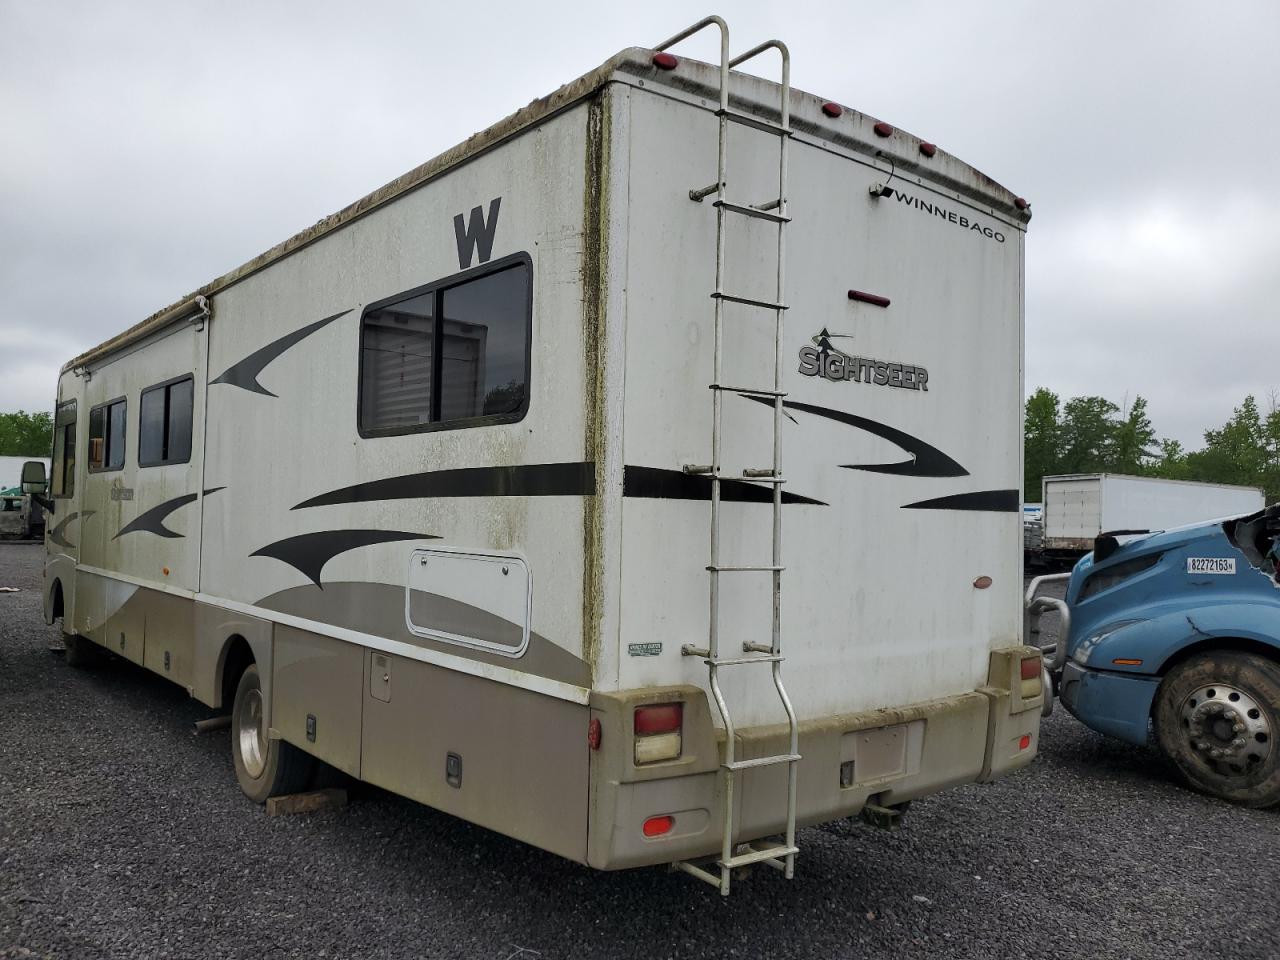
<box><xmin>28</xmin><ymin>17</ymin><xmax>1039</xmax><ymax>894</ymax></box>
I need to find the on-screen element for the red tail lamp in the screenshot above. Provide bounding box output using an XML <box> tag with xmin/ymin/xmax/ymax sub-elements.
<box><xmin>635</xmin><ymin>703</ymin><xmax>682</xmax><ymax>735</ymax></box>
<box><xmin>587</xmin><ymin>717</ymin><xmax>602</xmax><ymax>750</ymax></box>
<box><xmin>634</xmin><ymin>702</ymin><xmax>683</xmax><ymax>765</ymax></box>
<box><xmin>821</xmin><ymin>102</ymin><xmax>843</xmax><ymax>118</ymax></box>
<box><xmin>873</xmin><ymin>121</ymin><xmax>893</xmax><ymax>137</ymax></box>
<box><xmin>1019</xmin><ymin>734</ymin><xmax>1032</xmax><ymax>751</ymax></box>
<box><xmin>643</xmin><ymin>815</ymin><xmax>675</xmax><ymax>837</ymax></box>
<box><xmin>1020</xmin><ymin>657</ymin><xmax>1041</xmax><ymax>681</ymax></box>
<box><xmin>652</xmin><ymin>52</ymin><xmax>678</xmax><ymax>70</ymax></box>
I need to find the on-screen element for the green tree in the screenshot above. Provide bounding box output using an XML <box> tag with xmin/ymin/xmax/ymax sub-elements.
<box><xmin>1024</xmin><ymin>387</ymin><xmax>1061</xmax><ymax>501</ymax></box>
<box><xmin>1151</xmin><ymin>438</ymin><xmax>1191</xmax><ymax>480</ymax></box>
<box><xmin>1059</xmin><ymin>395</ymin><xmax>1119</xmax><ymax>474</ymax></box>
<box><xmin>0</xmin><ymin>410</ymin><xmax>54</xmax><ymax>456</ymax></box>
<box><xmin>1186</xmin><ymin>395</ymin><xmax>1267</xmax><ymax>488</ymax></box>
<box><xmin>1112</xmin><ymin>395</ymin><xmax>1157</xmax><ymax>474</ymax></box>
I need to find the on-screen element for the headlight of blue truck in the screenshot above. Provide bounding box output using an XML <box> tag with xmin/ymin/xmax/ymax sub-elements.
<box><xmin>1072</xmin><ymin>619</ymin><xmax>1147</xmax><ymax>665</ymax></box>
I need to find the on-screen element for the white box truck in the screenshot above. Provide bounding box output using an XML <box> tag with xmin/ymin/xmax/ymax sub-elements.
<box><xmin>25</xmin><ymin>16</ymin><xmax>1040</xmax><ymax>896</ymax></box>
<box><xmin>1041</xmin><ymin>474</ymin><xmax>1265</xmax><ymax>559</ymax></box>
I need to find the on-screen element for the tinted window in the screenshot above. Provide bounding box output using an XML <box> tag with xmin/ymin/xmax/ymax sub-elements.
<box><xmin>139</xmin><ymin>376</ymin><xmax>194</xmax><ymax>466</ymax></box>
<box><xmin>88</xmin><ymin>398</ymin><xmax>127</xmax><ymax>472</ymax></box>
<box><xmin>51</xmin><ymin>402</ymin><xmax>76</xmax><ymax>498</ymax></box>
<box><xmin>359</xmin><ymin>257</ymin><xmax>530</xmax><ymax>436</ymax></box>
<box><xmin>360</xmin><ymin>292</ymin><xmax>435</xmax><ymax>432</ymax></box>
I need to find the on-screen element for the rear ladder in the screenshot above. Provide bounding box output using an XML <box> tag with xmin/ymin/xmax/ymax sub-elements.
<box><xmin>654</xmin><ymin>15</ymin><xmax>801</xmax><ymax>897</ymax></box>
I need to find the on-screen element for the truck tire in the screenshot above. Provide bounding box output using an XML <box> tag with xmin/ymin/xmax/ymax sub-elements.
<box><xmin>1153</xmin><ymin>651</ymin><xmax>1280</xmax><ymax>808</ymax></box>
<box><xmin>62</xmin><ymin>633</ymin><xmax>101</xmax><ymax>669</ymax></box>
<box><xmin>231</xmin><ymin>664</ymin><xmax>315</xmax><ymax>803</ymax></box>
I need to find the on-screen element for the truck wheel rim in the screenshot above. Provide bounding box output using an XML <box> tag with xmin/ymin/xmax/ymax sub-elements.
<box><xmin>1180</xmin><ymin>684</ymin><xmax>1272</xmax><ymax>776</ymax></box>
<box><xmin>237</xmin><ymin>686</ymin><xmax>267</xmax><ymax>779</ymax></box>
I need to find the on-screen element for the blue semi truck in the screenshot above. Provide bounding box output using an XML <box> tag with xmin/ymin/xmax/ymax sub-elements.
<box><xmin>1027</xmin><ymin>504</ymin><xmax>1280</xmax><ymax>807</ymax></box>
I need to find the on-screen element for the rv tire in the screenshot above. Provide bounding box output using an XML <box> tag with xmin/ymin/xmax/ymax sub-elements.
<box><xmin>1154</xmin><ymin>651</ymin><xmax>1280</xmax><ymax>808</ymax></box>
<box><xmin>231</xmin><ymin>664</ymin><xmax>315</xmax><ymax>803</ymax></box>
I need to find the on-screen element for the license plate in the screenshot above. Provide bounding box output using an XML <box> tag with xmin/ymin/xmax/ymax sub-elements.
<box><xmin>1187</xmin><ymin>557</ymin><xmax>1235</xmax><ymax>575</ymax></box>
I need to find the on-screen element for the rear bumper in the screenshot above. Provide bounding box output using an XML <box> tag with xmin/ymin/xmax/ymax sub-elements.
<box><xmin>1059</xmin><ymin>661</ymin><xmax>1159</xmax><ymax>746</ymax></box>
<box><xmin>586</xmin><ymin>646</ymin><xmax>1043</xmax><ymax>869</ymax></box>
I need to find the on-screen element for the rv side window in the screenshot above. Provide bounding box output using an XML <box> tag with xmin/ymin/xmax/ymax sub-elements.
<box><xmin>51</xmin><ymin>401</ymin><xmax>77</xmax><ymax>498</ymax></box>
<box><xmin>139</xmin><ymin>376</ymin><xmax>194</xmax><ymax>467</ymax></box>
<box><xmin>88</xmin><ymin>397</ymin><xmax>127</xmax><ymax>472</ymax></box>
<box><xmin>359</xmin><ymin>256</ymin><xmax>531</xmax><ymax>436</ymax></box>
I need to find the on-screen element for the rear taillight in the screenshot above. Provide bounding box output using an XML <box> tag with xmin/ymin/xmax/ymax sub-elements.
<box><xmin>643</xmin><ymin>815</ymin><xmax>675</xmax><ymax>837</ymax></box>
<box><xmin>1020</xmin><ymin>655</ymin><xmax>1042</xmax><ymax>700</ymax></box>
<box><xmin>634</xmin><ymin>702</ymin><xmax>683</xmax><ymax>764</ymax></box>
<box><xmin>1019</xmin><ymin>734</ymin><xmax>1032</xmax><ymax>751</ymax></box>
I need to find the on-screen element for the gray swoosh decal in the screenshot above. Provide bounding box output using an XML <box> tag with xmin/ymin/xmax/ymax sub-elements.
<box><xmin>48</xmin><ymin>510</ymin><xmax>95</xmax><ymax>550</ymax></box>
<box><xmin>210</xmin><ymin>309</ymin><xmax>351</xmax><ymax>397</ymax></box>
<box><xmin>113</xmin><ymin>488</ymin><xmax>225</xmax><ymax>540</ymax></box>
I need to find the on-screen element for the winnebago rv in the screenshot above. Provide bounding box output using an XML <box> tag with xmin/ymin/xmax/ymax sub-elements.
<box><xmin>29</xmin><ymin>17</ymin><xmax>1038</xmax><ymax>895</ymax></box>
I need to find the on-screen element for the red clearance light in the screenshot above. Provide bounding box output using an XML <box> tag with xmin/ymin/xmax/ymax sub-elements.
<box><xmin>643</xmin><ymin>815</ymin><xmax>675</xmax><ymax>838</ymax></box>
<box><xmin>974</xmin><ymin>575</ymin><xmax>993</xmax><ymax>590</ymax></box>
<box><xmin>1019</xmin><ymin>734</ymin><xmax>1032</xmax><ymax>751</ymax></box>
<box><xmin>587</xmin><ymin>717</ymin><xmax>602</xmax><ymax>750</ymax></box>
<box><xmin>635</xmin><ymin>702</ymin><xmax>683</xmax><ymax>736</ymax></box>
<box><xmin>873</xmin><ymin>121</ymin><xmax>893</xmax><ymax>137</ymax></box>
<box><xmin>919</xmin><ymin>142</ymin><xmax>937</xmax><ymax>158</ymax></box>
<box><xmin>652</xmin><ymin>52</ymin><xmax>678</xmax><ymax>70</ymax></box>
<box><xmin>1014</xmin><ymin>197</ymin><xmax>1030</xmax><ymax>210</ymax></box>
<box><xmin>848</xmin><ymin>289</ymin><xmax>890</xmax><ymax>308</ymax></box>
<box><xmin>1020</xmin><ymin>657</ymin><xmax>1040</xmax><ymax>681</ymax></box>
<box><xmin>821</xmin><ymin>101</ymin><xmax>843</xmax><ymax>118</ymax></box>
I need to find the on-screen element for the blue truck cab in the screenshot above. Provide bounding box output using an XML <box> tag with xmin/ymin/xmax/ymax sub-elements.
<box><xmin>1048</xmin><ymin>504</ymin><xmax>1280</xmax><ymax>807</ymax></box>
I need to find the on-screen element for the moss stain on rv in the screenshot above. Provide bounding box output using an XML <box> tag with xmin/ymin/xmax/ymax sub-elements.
<box><xmin>580</xmin><ymin>89</ymin><xmax>610</xmax><ymax>683</ymax></box>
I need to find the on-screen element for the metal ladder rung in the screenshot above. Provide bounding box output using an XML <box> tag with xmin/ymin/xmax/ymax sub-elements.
<box><xmin>708</xmin><ymin>383</ymin><xmax>787</xmax><ymax>397</ymax></box>
<box><xmin>711</xmin><ymin>292</ymin><xmax>788</xmax><ymax>311</ymax></box>
<box><xmin>707</xmin><ymin>564</ymin><xmax>784</xmax><ymax>572</ymax></box>
<box><xmin>713</xmin><ymin>199</ymin><xmax>790</xmax><ymax>223</ymax></box>
<box><xmin>706</xmin><ymin>654</ymin><xmax>784</xmax><ymax>667</ymax></box>
<box><xmin>720</xmin><ymin>844</ymin><xmax>800</xmax><ymax>869</ymax></box>
<box><xmin>717</xmin><ymin>108</ymin><xmax>791</xmax><ymax>137</ymax></box>
<box><xmin>723</xmin><ymin>753</ymin><xmax>801</xmax><ymax>772</ymax></box>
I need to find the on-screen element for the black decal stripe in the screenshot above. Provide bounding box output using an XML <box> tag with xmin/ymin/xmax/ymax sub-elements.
<box><xmin>210</xmin><ymin>309</ymin><xmax>351</xmax><ymax>397</ymax></box>
<box><xmin>48</xmin><ymin>510</ymin><xmax>94</xmax><ymax>550</ymax></box>
<box><xmin>901</xmin><ymin>489</ymin><xmax>1020</xmax><ymax>512</ymax></box>
<box><xmin>746</xmin><ymin>396</ymin><xmax>968</xmax><ymax>478</ymax></box>
<box><xmin>294</xmin><ymin>462</ymin><xmax>595</xmax><ymax>510</ymax></box>
<box><xmin>251</xmin><ymin>530</ymin><xmax>440</xmax><ymax>587</ymax></box>
<box><xmin>623</xmin><ymin>466</ymin><xmax>826</xmax><ymax>506</ymax></box>
<box><xmin>113</xmin><ymin>488</ymin><xmax>224</xmax><ymax>540</ymax></box>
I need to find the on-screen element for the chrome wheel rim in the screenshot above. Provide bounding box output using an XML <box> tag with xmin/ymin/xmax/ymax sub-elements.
<box><xmin>1180</xmin><ymin>683</ymin><xmax>1272</xmax><ymax>777</ymax></box>
<box><xmin>237</xmin><ymin>684</ymin><xmax>267</xmax><ymax>779</ymax></box>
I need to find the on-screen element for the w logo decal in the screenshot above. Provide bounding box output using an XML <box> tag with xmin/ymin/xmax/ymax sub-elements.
<box><xmin>453</xmin><ymin>197</ymin><xmax>502</xmax><ymax>269</ymax></box>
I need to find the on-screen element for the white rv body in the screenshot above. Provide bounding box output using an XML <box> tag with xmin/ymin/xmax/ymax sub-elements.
<box><xmin>38</xmin><ymin>37</ymin><xmax>1039</xmax><ymax>878</ymax></box>
<box><xmin>1042</xmin><ymin>474</ymin><xmax>1266</xmax><ymax>553</ymax></box>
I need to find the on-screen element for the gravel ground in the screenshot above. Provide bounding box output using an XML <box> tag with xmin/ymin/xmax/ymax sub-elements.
<box><xmin>2</xmin><ymin>542</ymin><xmax>1277</xmax><ymax>960</ymax></box>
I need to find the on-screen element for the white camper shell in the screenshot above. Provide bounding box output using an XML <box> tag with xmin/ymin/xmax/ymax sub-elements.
<box><xmin>38</xmin><ymin>18</ymin><xmax>1038</xmax><ymax>894</ymax></box>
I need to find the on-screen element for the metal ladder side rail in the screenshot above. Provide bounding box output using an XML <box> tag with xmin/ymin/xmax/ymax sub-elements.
<box><xmin>658</xmin><ymin>18</ymin><xmax>799</xmax><ymax>895</ymax></box>
<box><xmin>734</xmin><ymin>37</ymin><xmax>801</xmax><ymax>889</ymax></box>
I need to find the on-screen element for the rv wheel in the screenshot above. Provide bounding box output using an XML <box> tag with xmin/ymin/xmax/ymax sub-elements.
<box><xmin>1154</xmin><ymin>651</ymin><xmax>1280</xmax><ymax>808</ymax></box>
<box><xmin>231</xmin><ymin>664</ymin><xmax>315</xmax><ymax>803</ymax></box>
<box><xmin>62</xmin><ymin>633</ymin><xmax>101</xmax><ymax>669</ymax></box>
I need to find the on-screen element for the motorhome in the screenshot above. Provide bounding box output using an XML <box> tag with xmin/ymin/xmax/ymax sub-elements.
<box><xmin>27</xmin><ymin>17</ymin><xmax>1039</xmax><ymax>895</ymax></box>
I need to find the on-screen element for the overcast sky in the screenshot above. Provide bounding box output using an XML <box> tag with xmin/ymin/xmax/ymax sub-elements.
<box><xmin>2</xmin><ymin>1</ymin><xmax>1277</xmax><ymax>447</ymax></box>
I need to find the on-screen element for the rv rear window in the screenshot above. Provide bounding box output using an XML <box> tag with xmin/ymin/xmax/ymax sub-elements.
<box><xmin>359</xmin><ymin>255</ymin><xmax>531</xmax><ymax>436</ymax></box>
<box><xmin>139</xmin><ymin>375</ymin><xmax>194</xmax><ymax>467</ymax></box>
<box><xmin>88</xmin><ymin>397</ymin><xmax>127</xmax><ymax>472</ymax></box>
